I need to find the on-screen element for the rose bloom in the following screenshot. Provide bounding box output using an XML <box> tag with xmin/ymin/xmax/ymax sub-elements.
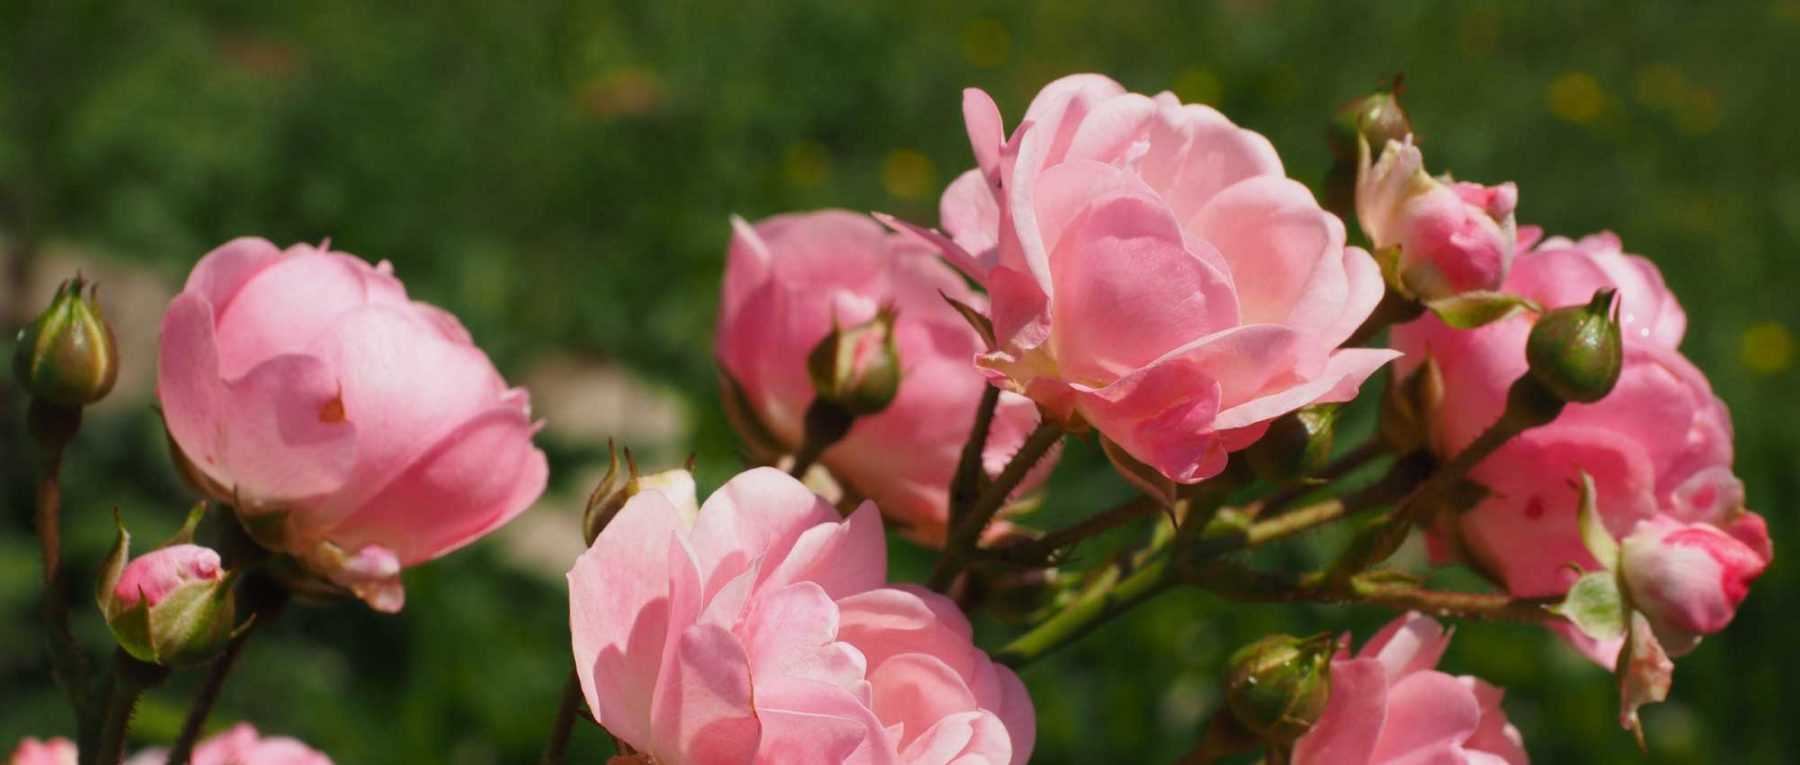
<box><xmin>1356</xmin><ymin>136</ymin><xmax>1519</xmax><ymax>300</ymax></box>
<box><xmin>913</xmin><ymin>74</ymin><xmax>1395</xmax><ymax>483</ymax></box>
<box><xmin>568</xmin><ymin>467</ymin><xmax>1034</xmax><ymax>764</ymax></box>
<box><xmin>717</xmin><ymin>211</ymin><xmax>1050</xmax><ymax>544</ymax></box>
<box><xmin>125</xmin><ymin>724</ymin><xmax>332</xmax><ymax>765</ymax></box>
<box><xmin>7</xmin><ymin>738</ymin><xmax>74</xmax><ymax>765</ymax></box>
<box><xmin>1293</xmin><ymin>613</ymin><xmax>1527</xmax><ymax>765</ymax></box>
<box><xmin>158</xmin><ymin>238</ymin><xmax>548</xmax><ymax>611</ymax></box>
<box><xmin>1391</xmin><ymin>230</ymin><xmax>1769</xmax><ymax>655</ymax></box>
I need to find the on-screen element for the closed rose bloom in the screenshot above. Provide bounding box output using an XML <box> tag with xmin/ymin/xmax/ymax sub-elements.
<box><xmin>920</xmin><ymin>74</ymin><xmax>1395</xmax><ymax>484</ymax></box>
<box><xmin>717</xmin><ymin>211</ymin><xmax>1049</xmax><ymax>544</ymax></box>
<box><xmin>8</xmin><ymin>738</ymin><xmax>75</xmax><ymax>765</ymax></box>
<box><xmin>1391</xmin><ymin>230</ymin><xmax>1766</xmax><ymax>665</ymax></box>
<box><xmin>157</xmin><ymin>238</ymin><xmax>548</xmax><ymax>612</ymax></box>
<box><xmin>568</xmin><ymin>467</ymin><xmax>1034</xmax><ymax>764</ymax></box>
<box><xmin>1619</xmin><ymin>515</ymin><xmax>1771</xmax><ymax>656</ymax></box>
<box><xmin>126</xmin><ymin>724</ymin><xmax>332</xmax><ymax>765</ymax></box>
<box><xmin>1293</xmin><ymin>613</ymin><xmax>1528</xmax><ymax>765</ymax></box>
<box><xmin>1356</xmin><ymin>137</ymin><xmax>1519</xmax><ymax>300</ymax></box>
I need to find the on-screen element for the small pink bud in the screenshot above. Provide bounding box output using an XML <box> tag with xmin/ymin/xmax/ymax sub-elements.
<box><xmin>97</xmin><ymin>528</ymin><xmax>236</xmax><ymax>666</ymax></box>
<box><xmin>1620</xmin><ymin>515</ymin><xmax>1770</xmax><ymax>656</ymax></box>
<box><xmin>1357</xmin><ymin>138</ymin><xmax>1519</xmax><ymax>300</ymax></box>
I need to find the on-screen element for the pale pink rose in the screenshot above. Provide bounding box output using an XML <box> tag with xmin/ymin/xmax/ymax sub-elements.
<box><xmin>1293</xmin><ymin>613</ymin><xmax>1527</xmax><ymax>765</ymax></box>
<box><xmin>125</xmin><ymin>723</ymin><xmax>332</xmax><ymax>765</ymax></box>
<box><xmin>717</xmin><ymin>211</ymin><xmax>1049</xmax><ymax>544</ymax></box>
<box><xmin>1391</xmin><ymin>231</ymin><xmax>1742</xmax><ymax>603</ymax></box>
<box><xmin>1356</xmin><ymin>137</ymin><xmax>1519</xmax><ymax>299</ymax></box>
<box><xmin>110</xmin><ymin>543</ymin><xmax>223</xmax><ymax>610</ymax></box>
<box><xmin>910</xmin><ymin>74</ymin><xmax>1395</xmax><ymax>483</ymax></box>
<box><xmin>158</xmin><ymin>238</ymin><xmax>548</xmax><ymax>612</ymax></box>
<box><xmin>567</xmin><ymin>467</ymin><xmax>1034</xmax><ymax>765</ymax></box>
<box><xmin>7</xmin><ymin>738</ymin><xmax>75</xmax><ymax>765</ymax></box>
<box><xmin>1619</xmin><ymin>514</ymin><xmax>1771</xmax><ymax>656</ymax></box>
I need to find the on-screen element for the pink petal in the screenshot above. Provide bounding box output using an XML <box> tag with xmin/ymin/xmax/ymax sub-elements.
<box><xmin>1137</xmin><ymin>96</ymin><xmax>1284</xmax><ymax>222</ymax></box>
<box><xmin>566</xmin><ymin>492</ymin><xmax>690</xmax><ymax>748</ymax></box>
<box><xmin>899</xmin><ymin>710</ymin><xmax>1013</xmax><ymax>765</ymax></box>
<box><xmin>1292</xmin><ymin>657</ymin><xmax>1387</xmax><ymax>764</ymax></box>
<box><xmin>180</xmin><ymin>237</ymin><xmax>285</xmax><ymax>318</ymax></box>
<box><xmin>756</xmin><ymin>677</ymin><xmax>900</xmax><ymax>765</ymax></box>
<box><xmin>325</xmin><ymin>401</ymin><xmax>547</xmax><ymax>565</ymax></box>
<box><xmin>756</xmin><ymin>502</ymin><xmax>889</xmax><ymax>601</ymax></box>
<box><xmin>687</xmin><ymin>467</ymin><xmax>841</xmax><ymax>600</ymax></box>
<box><xmin>1211</xmin><ymin>347</ymin><xmax>1400</xmax><ymax>430</ymax></box>
<box><xmin>209</xmin><ymin>248</ymin><xmax>405</xmax><ymax>379</ymax></box>
<box><xmin>650</xmin><ymin>623</ymin><xmax>760</xmax><ymax>765</ymax></box>
<box><xmin>1358</xmin><ymin>612</ymin><xmax>1453</xmax><ymax>683</ymax></box>
<box><xmin>157</xmin><ymin>293</ymin><xmax>357</xmax><ymax>506</ymax></box>
<box><xmin>1367</xmin><ymin>671</ymin><xmax>1484</xmax><ymax>762</ymax></box>
<box><xmin>1045</xmin><ymin>172</ymin><xmax>1238</xmax><ymax>381</ymax></box>
<box><xmin>742</xmin><ymin>582</ymin><xmax>867</xmax><ymax>693</ymax></box>
<box><xmin>1189</xmin><ymin>176</ymin><xmax>1350</xmax><ymax>333</ymax></box>
<box><xmin>1458</xmin><ymin>677</ymin><xmax>1530</xmax><ymax>765</ymax></box>
<box><xmin>870</xmin><ymin>653</ymin><xmax>981</xmax><ymax>750</ymax></box>
<box><xmin>939</xmin><ymin>169</ymin><xmax>1002</xmax><ymax>269</ymax></box>
<box><xmin>962</xmin><ymin>88</ymin><xmax>1006</xmax><ymax>180</ymax></box>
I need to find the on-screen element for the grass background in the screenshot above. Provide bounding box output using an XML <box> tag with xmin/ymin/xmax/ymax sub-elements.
<box><xmin>3</xmin><ymin>2</ymin><xmax>1796</xmax><ymax>762</ymax></box>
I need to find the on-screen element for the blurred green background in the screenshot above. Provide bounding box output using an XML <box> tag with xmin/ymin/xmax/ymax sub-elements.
<box><xmin>3</xmin><ymin>1</ymin><xmax>1795</xmax><ymax>762</ymax></box>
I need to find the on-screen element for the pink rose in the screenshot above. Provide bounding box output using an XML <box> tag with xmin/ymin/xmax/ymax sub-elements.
<box><xmin>110</xmin><ymin>543</ymin><xmax>222</xmax><ymax>610</ymax></box>
<box><xmin>1390</xmin><ymin>231</ymin><xmax>1748</xmax><ymax>605</ymax></box>
<box><xmin>158</xmin><ymin>238</ymin><xmax>548</xmax><ymax>612</ymax></box>
<box><xmin>717</xmin><ymin>211</ymin><xmax>1049</xmax><ymax>544</ymax></box>
<box><xmin>567</xmin><ymin>467</ymin><xmax>1034</xmax><ymax>764</ymax></box>
<box><xmin>914</xmin><ymin>74</ymin><xmax>1395</xmax><ymax>483</ymax></box>
<box><xmin>1293</xmin><ymin>613</ymin><xmax>1528</xmax><ymax>765</ymax></box>
<box><xmin>1356</xmin><ymin>137</ymin><xmax>1519</xmax><ymax>299</ymax></box>
<box><xmin>125</xmin><ymin>724</ymin><xmax>332</xmax><ymax>765</ymax></box>
<box><xmin>1619</xmin><ymin>514</ymin><xmax>1771</xmax><ymax>656</ymax></box>
<box><xmin>7</xmin><ymin>738</ymin><xmax>75</xmax><ymax>765</ymax></box>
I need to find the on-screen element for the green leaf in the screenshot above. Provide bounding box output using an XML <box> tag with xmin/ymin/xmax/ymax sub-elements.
<box><xmin>1553</xmin><ymin>570</ymin><xmax>1627</xmax><ymax>643</ymax></box>
<box><xmin>1424</xmin><ymin>291</ymin><xmax>1540</xmax><ymax>329</ymax></box>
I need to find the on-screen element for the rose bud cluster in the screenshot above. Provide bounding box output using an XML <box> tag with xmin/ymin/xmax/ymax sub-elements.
<box><xmin>716</xmin><ymin>211</ymin><xmax>1050</xmax><ymax>544</ymax></box>
<box><xmin>1356</xmin><ymin>136</ymin><xmax>1520</xmax><ymax>301</ymax></box>
<box><xmin>900</xmin><ymin>74</ymin><xmax>1395</xmax><ymax>485</ymax></box>
<box><xmin>1291</xmin><ymin>613</ymin><xmax>1527</xmax><ymax>764</ymax></box>
<box><xmin>157</xmin><ymin>238</ymin><xmax>548</xmax><ymax>612</ymax></box>
<box><xmin>568</xmin><ymin>467</ymin><xmax>1034</xmax><ymax>764</ymax></box>
<box><xmin>1391</xmin><ymin>230</ymin><xmax>1771</xmax><ymax>662</ymax></box>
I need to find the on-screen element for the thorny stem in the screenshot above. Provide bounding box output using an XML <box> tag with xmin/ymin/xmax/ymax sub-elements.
<box><xmin>929</xmin><ymin>421</ymin><xmax>1063</xmax><ymax>592</ymax></box>
<box><xmin>980</xmin><ymin>495</ymin><xmax>1158</xmax><ymax>567</ymax></box>
<box><xmin>1254</xmin><ymin>439</ymin><xmax>1386</xmax><ymax>519</ymax></box>
<box><xmin>948</xmin><ymin>386</ymin><xmax>1002</xmax><ymax>521</ymax></box>
<box><xmin>29</xmin><ymin>402</ymin><xmax>95</xmax><ymax>721</ymax></box>
<box><xmin>91</xmin><ymin>651</ymin><xmax>166</xmax><ymax>765</ymax></box>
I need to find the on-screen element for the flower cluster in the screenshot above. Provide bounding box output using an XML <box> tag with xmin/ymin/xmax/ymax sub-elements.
<box><xmin>9</xmin><ymin>69</ymin><xmax>1770</xmax><ymax>764</ymax></box>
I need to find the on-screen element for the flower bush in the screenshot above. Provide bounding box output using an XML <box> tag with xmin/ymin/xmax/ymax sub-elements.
<box><xmin>6</xmin><ymin>71</ymin><xmax>1771</xmax><ymax>764</ymax></box>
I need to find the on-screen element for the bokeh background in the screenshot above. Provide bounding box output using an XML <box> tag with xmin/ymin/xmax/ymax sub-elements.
<box><xmin>3</xmin><ymin>2</ymin><xmax>1795</xmax><ymax>762</ymax></box>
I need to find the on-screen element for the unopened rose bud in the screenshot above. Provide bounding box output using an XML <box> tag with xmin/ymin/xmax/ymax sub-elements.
<box><xmin>1619</xmin><ymin>514</ymin><xmax>1770</xmax><ymax>657</ymax></box>
<box><xmin>1526</xmin><ymin>289</ymin><xmax>1623</xmax><ymax>404</ymax></box>
<box><xmin>1329</xmin><ymin>87</ymin><xmax>1412</xmax><ymax>161</ymax></box>
<box><xmin>1356</xmin><ymin>138</ymin><xmax>1518</xmax><ymax>301</ymax></box>
<box><xmin>584</xmin><ymin>448</ymin><xmax>700</xmax><ymax>545</ymax></box>
<box><xmin>1244</xmin><ymin>405</ymin><xmax>1338</xmax><ymax>483</ymax></box>
<box><xmin>96</xmin><ymin>518</ymin><xmax>236</xmax><ymax>667</ymax></box>
<box><xmin>1380</xmin><ymin>355</ymin><xmax>1444</xmax><ymax>453</ymax></box>
<box><xmin>806</xmin><ymin>308</ymin><xmax>901</xmax><ymax>416</ymax></box>
<box><xmin>1225</xmin><ymin>633</ymin><xmax>1334</xmax><ymax>746</ymax></box>
<box><xmin>12</xmin><ymin>275</ymin><xmax>119</xmax><ymax>407</ymax></box>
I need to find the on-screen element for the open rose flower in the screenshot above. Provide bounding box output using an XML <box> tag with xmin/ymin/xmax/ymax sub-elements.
<box><xmin>1619</xmin><ymin>514</ymin><xmax>1771</xmax><ymax>657</ymax></box>
<box><xmin>907</xmin><ymin>74</ymin><xmax>1395</xmax><ymax>483</ymax></box>
<box><xmin>158</xmin><ymin>237</ymin><xmax>548</xmax><ymax>612</ymax></box>
<box><xmin>568</xmin><ymin>467</ymin><xmax>1034</xmax><ymax>764</ymax></box>
<box><xmin>7</xmin><ymin>739</ymin><xmax>74</xmax><ymax>765</ymax></box>
<box><xmin>1293</xmin><ymin>613</ymin><xmax>1528</xmax><ymax>764</ymax></box>
<box><xmin>1391</xmin><ymin>230</ymin><xmax>1768</xmax><ymax>660</ymax></box>
<box><xmin>717</xmin><ymin>211</ymin><xmax>1049</xmax><ymax>544</ymax></box>
<box><xmin>1356</xmin><ymin>136</ymin><xmax>1519</xmax><ymax>300</ymax></box>
<box><xmin>125</xmin><ymin>724</ymin><xmax>332</xmax><ymax>765</ymax></box>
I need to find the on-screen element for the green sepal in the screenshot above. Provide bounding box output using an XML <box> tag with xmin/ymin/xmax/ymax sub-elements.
<box><xmin>1575</xmin><ymin>471</ymin><xmax>1620</xmax><ymax>570</ymax></box>
<box><xmin>165</xmin><ymin>502</ymin><xmax>209</xmax><ymax>547</ymax></box>
<box><xmin>1553</xmin><ymin>570</ymin><xmax>1627</xmax><ymax>643</ymax></box>
<box><xmin>941</xmin><ymin>291</ymin><xmax>997</xmax><ymax>351</ymax></box>
<box><xmin>1424</xmin><ymin>291</ymin><xmax>1540</xmax><ymax>329</ymax></box>
<box><xmin>96</xmin><ymin>509</ymin><xmax>131</xmax><ymax>616</ymax></box>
